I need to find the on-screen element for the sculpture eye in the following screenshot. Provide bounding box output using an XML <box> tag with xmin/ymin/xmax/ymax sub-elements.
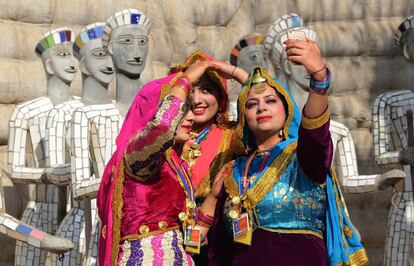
<box><xmin>138</xmin><ymin>38</ymin><xmax>148</xmax><ymax>45</ymax></box>
<box><xmin>117</xmin><ymin>37</ymin><xmax>133</xmax><ymax>44</ymax></box>
<box><xmin>250</xmin><ymin>53</ymin><xmax>259</xmax><ymax>61</ymax></box>
<box><xmin>56</xmin><ymin>50</ymin><xmax>71</xmax><ymax>57</ymax></box>
<box><xmin>92</xmin><ymin>49</ymin><xmax>107</xmax><ymax>57</ymax></box>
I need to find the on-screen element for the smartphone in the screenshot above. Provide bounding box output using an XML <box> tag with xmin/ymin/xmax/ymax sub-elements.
<box><xmin>287</xmin><ymin>30</ymin><xmax>306</xmax><ymax>41</ymax></box>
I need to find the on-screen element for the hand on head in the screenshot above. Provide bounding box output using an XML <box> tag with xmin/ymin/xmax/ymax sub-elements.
<box><xmin>184</xmin><ymin>61</ymin><xmax>215</xmax><ymax>85</ymax></box>
<box><xmin>210</xmin><ymin>60</ymin><xmax>248</xmax><ymax>84</ymax></box>
<box><xmin>283</xmin><ymin>38</ymin><xmax>326</xmax><ymax>80</ymax></box>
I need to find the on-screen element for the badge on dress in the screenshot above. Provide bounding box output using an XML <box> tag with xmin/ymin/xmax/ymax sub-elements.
<box><xmin>184</xmin><ymin>226</ymin><xmax>201</xmax><ymax>254</ymax></box>
<box><xmin>232</xmin><ymin>212</ymin><xmax>252</xmax><ymax>246</ymax></box>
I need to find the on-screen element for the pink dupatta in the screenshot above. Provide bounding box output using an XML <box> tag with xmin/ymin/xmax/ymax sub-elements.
<box><xmin>97</xmin><ymin>74</ymin><xmax>178</xmax><ymax>266</ymax></box>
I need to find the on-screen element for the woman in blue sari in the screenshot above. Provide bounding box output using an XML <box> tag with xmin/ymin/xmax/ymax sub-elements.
<box><xmin>199</xmin><ymin>38</ymin><xmax>368</xmax><ymax>265</ymax></box>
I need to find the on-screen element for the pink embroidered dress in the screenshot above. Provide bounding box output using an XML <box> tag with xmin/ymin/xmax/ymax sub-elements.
<box><xmin>97</xmin><ymin>74</ymin><xmax>194</xmax><ymax>266</ymax></box>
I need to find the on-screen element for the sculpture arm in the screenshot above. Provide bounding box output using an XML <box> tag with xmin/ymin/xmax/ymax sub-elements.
<box><xmin>44</xmin><ymin>108</ymin><xmax>72</xmax><ymax>186</ymax></box>
<box><xmin>8</xmin><ymin>103</ymin><xmax>60</xmax><ymax>185</ymax></box>
<box><xmin>372</xmin><ymin>91</ymin><xmax>411</xmax><ymax>169</ymax></box>
<box><xmin>71</xmin><ymin>109</ymin><xmax>100</xmax><ymax>200</ymax></box>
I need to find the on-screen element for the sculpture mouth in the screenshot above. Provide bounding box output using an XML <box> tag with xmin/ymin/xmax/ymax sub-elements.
<box><xmin>126</xmin><ymin>59</ymin><xmax>144</xmax><ymax>66</ymax></box>
<box><xmin>64</xmin><ymin>67</ymin><xmax>77</xmax><ymax>73</ymax></box>
<box><xmin>100</xmin><ymin>67</ymin><xmax>114</xmax><ymax>74</ymax></box>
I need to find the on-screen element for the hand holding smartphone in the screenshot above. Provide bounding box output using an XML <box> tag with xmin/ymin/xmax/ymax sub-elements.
<box><xmin>284</xmin><ymin>30</ymin><xmax>307</xmax><ymax>65</ymax></box>
<box><xmin>287</xmin><ymin>30</ymin><xmax>306</xmax><ymax>41</ymax></box>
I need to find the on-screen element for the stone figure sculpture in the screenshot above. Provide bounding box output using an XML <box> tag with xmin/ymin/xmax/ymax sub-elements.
<box><xmin>70</xmin><ymin>9</ymin><xmax>150</xmax><ymax>265</ymax></box>
<box><xmin>230</xmin><ymin>33</ymin><xmax>268</xmax><ymax>74</ymax></box>
<box><xmin>51</xmin><ymin>22</ymin><xmax>115</xmax><ymax>266</ymax></box>
<box><xmin>102</xmin><ymin>8</ymin><xmax>151</xmax><ymax>116</ymax></box>
<box><xmin>8</xmin><ymin>28</ymin><xmax>79</xmax><ymax>266</ymax></box>
<box><xmin>373</xmin><ymin>15</ymin><xmax>414</xmax><ymax>266</ymax></box>
<box><xmin>0</xmin><ymin>172</ymin><xmax>73</xmax><ymax>258</ymax></box>
<box><xmin>265</xmin><ymin>13</ymin><xmax>403</xmax><ymax>195</ymax></box>
<box><xmin>228</xmin><ymin>33</ymin><xmax>268</xmax><ymax>120</ymax></box>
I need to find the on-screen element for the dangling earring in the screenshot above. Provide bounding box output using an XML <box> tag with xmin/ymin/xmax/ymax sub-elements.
<box><xmin>278</xmin><ymin>129</ymin><xmax>284</xmax><ymax>140</ymax></box>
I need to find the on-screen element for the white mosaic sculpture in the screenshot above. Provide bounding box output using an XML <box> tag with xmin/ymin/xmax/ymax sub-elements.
<box><xmin>265</xmin><ymin>13</ymin><xmax>316</xmax><ymax>109</ymax></box>
<box><xmin>331</xmin><ymin>120</ymin><xmax>404</xmax><ymax>193</ymax></box>
<box><xmin>50</xmin><ymin>22</ymin><xmax>115</xmax><ymax>266</ymax></box>
<box><xmin>48</xmin><ymin>100</ymin><xmax>85</xmax><ymax>266</ymax></box>
<box><xmin>0</xmin><ymin>172</ymin><xmax>73</xmax><ymax>259</ymax></box>
<box><xmin>70</xmin><ymin>10</ymin><xmax>150</xmax><ymax>265</ymax></box>
<box><xmin>265</xmin><ymin>13</ymin><xmax>404</xmax><ymax>194</ymax></box>
<box><xmin>8</xmin><ymin>28</ymin><xmax>79</xmax><ymax>266</ymax></box>
<box><xmin>374</xmin><ymin>90</ymin><xmax>414</xmax><ymax>265</ymax></box>
<box><xmin>372</xmin><ymin>16</ymin><xmax>414</xmax><ymax>266</ymax></box>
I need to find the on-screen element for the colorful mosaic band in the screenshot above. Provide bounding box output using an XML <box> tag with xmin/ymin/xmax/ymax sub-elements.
<box><xmin>230</xmin><ymin>33</ymin><xmax>265</xmax><ymax>66</ymax></box>
<box><xmin>35</xmin><ymin>28</ymin><xmax>75</xmax><ymax>57</ymax></box>
<box><xmin>73</xmin><ymin>22</ymin><xmax>105</xmax><ymax>59</ymax></box>
<box><xmin>102</xmin><ymin>9</ymin><xmax>151</xmax><ymax>52</ymax></box>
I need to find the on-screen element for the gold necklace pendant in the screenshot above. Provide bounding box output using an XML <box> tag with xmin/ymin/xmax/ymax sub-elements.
<box><xmin>189</xmin><ymin>143</ymin><xmax>202</xmax><ymax>159</ymax></box>
<box><xmin>191</xmin><ymin>143</ymin><xmax>200</xmax><ymax>149</ymax></box>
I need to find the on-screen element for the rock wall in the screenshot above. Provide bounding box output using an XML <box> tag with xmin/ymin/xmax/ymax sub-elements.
<box><xmin>1</xmin><ymin>0</ymin><xmax>414</xmax><ymax>264</ymax></box>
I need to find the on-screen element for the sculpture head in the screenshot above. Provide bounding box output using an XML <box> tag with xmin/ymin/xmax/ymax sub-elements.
<box><xmin>102</xmin><ymin>9</ymin><xmax>151</xmax><ymax>79</ymax></box>
<box><xmin>35</xmin><ymin>28</ymin><xmax>78</xmax><ymax>84</ymax></box>
<box><xmin>230</xmin><ymin>33</ymin><xmax>268</xmax><ymax>73</ymax></box>
<box><xmin>265</xmin><ymin>13</ymin><xmax>317</xmax><ymax>90</ymax></box>
<box><xmin>74</xmin><ymin>22</ymin><xmax>114</xmax><ymax>86</ymax></box>
<box><xmin>395</xmin><ymin>16</ymin><xmax>414</xmax><ymax>62</ymax></box>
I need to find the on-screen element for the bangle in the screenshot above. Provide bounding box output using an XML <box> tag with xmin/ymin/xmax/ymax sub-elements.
<box><xmin>175</xmin><ymin>77</ymin><xmax>192</xmax><ymax>95</ymax></box>
<box><xmin>309</xmin><ymin>67</ymin><xmax>332</xmax><ymax>93</ymax></box>
<box><xmin>196</xmin><ymin>208</ymin><xmax>214</xmax><ymax>228</ymax></box>
<box><xmin>231</xmin><ymin>66</ymin><xmax>238</xmax><ymax>78</ymax></box>
<box><xmin>174</xmin><ymin>85</ymin><xmax>190</xmax><ymax>95</ymax></box>
<box><xmin>309</xmin><ymin>87</ymin><xmax>328</xmax><ymax>95</ymax></box>
<box><xmin>309</xmin><ymin>64</ymin><xmax>327</xmax><ymax>78</ymax></box>
<box><xmin>181</xmin><ymin>73</ymin><xmax>192</xmax><ymax>86</ymax></box>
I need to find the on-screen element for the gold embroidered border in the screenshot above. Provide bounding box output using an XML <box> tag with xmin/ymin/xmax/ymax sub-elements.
<box><xmin>348</xmin><ymin>249</ymin><xmax>369</xmax><ymax>266</ymax></box>
<box><xmin>256</xmin><ymin>226</ymin><xmax>323</xmax><ymax>240</ymax></box>
<box><xmin>224</xmin><ymin>141</ymin><xmax>297</xmax><ymax>209</ymax></box>
<box><xmin>120</xmin><ymin>225</ymin><xmax>180</xmax><ymax>242</ymax></box>
<box><xmin>331</xmin><ymin>168</ymin><xmax>349</xmax><ymax>253</ymax></box>
<box><xmin>125</xmin><ymin>96</ymin><xmax>183</xmax><ymax>166</ymax></box>
<box><xmin>248</xmin><ymin>142</ymin><xmax>297</xmax><ymax>207</ymax></box>
<box><xmin>160</xmin><ymin>72</ymin><xmax>184</xmax><ymax>101</ymax></box>
<box><xmin>301</xmin><ymin>107</ymin><xmax>330</xmax><ymax>130</ymax></box>
<box><xmin>111</xmin><ymin>158</ymin><xmax>126</xmax><ymax>266</ymax></box>
<box><xmin>124</xmin><ymin>97</ymin><xmax>185</xmax><ymax>180</ymax></box>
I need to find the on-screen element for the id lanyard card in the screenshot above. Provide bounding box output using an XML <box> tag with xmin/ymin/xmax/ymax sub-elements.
<box><xmin>184</xmin><ymin>226</ymin><xmax>201</xmax><ymax>254</ymax></box>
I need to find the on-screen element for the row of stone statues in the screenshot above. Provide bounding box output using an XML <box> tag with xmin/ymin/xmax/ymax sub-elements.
<box><xmin>1</xmin><ymin>8</ymin><xmax>413</xmax><ymax>266</ymax></box>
